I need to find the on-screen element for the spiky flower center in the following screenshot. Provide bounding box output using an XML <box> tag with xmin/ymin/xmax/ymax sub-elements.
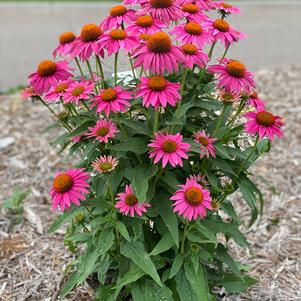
<box><xmin>147</xmin><ymin>32</ymin><xmax>172</xmax><ymax>53</ymax></box>
<box><xmin>198</xmin><ymin>136</ymin><xmax>209</xmax><ymax>146</ymax></box>
<box><xmin>182</xmin><ymin>3</ymin><xmax>198</xmax><ymax>14</ymax></box>
<box><xmin>162</xmin><ymin>140</ymin><xmax>177</xmax><ymax>153</ymax></box>
<box><xmin>184</xmin><ymin>22</ymin><xmax>203</xmax><ymax>35</ymax></box>
<box><xmin>53</xmin><ymin>173</ymin><xmax>73</xmax><ymax>193</ymax></box>
<box><xmin>55</xmin><ymin>83</ymin><xmax>69</xmax><ymax>93</ymax></box>
<box><xmin>139</xmin><ymin>33</ymin><xmax>151</xmax><ymax>41</ymax></box>
<box><xmin>213</xmin><ymin>19</ymin><xmax>230</xmax><ymax>32</ymax></box>
<box><xmin>99</xmin><ymin>162</ymin><xmax>113</xmax><ymax>171</ymax></box>
<box><xmin>110</xmin><ymin>5</ymin><xmax>127</xmax><ymax>17</ymax></box>
<box><xmin>37</xmin><ymin>60</ymin><xmax>57</xmax><ymax>77</ymax></box>
<box><xmin>250</xmin><ymin>91</ymin><xmax>258</xmax><ymax>99</ymax></box>
<box><xmin>101</xmin><ymin>88</ymin><xmax>117</xmax><ymax>102</ymax></box>
<box><xmin>185</xmin><ymin>187</ymin><xmax>203</xmax><ymax>206</ymax></box>
<box><xmin>221</xmin><ymin>92</ymin><xmax>235</xmax><ymax>103</ymax></box>
<box><xmin>71</xmin><ymin>86</ymin><xmax>85</xmax><ymax>97</ymax></box>
<box><xmin>148</xmin><ymin>76</ymin><xmax>167</xmax><ymax>91</ymax></box>
<box><xmin>80</xmin><ymin>24</ymin><xmax>102</xmax><ymax>42</ymax></box>
<box><xmin>96</xmin><ymin>126</ymin><xmax>110</xmax><ymax>137</ymax></box>
<box><xmin>181</xmin><ymin>43</ymin><xmax>198</xmax><ymax>55</ymax></box>
<box><xmin>211</xmin><ymin>199</ymin><xmax>220</xmax><ymax>210</ymax></box>
<box><xmin>59</xmin><ymin>32</ymin><xmax>76</xmax><ymax>45</ymax></box>
<box><xmin>226</xmin><ymin>61</ymin><xmax>246</xmax><ymax>78</ymax></box>
<box><xmin>137</xmin><ymin>15</ymin><xmax>154</xmax><ymax>27</ymax></box>
<box><xmin>220</xmin><ymin>2</ymin><xmax>233</xmax><ymax>9</ymax></box>
<box><xmin>256</xmin><ymin>111</ymin><xmax>275</xmax><ymax>126</ymax></box>
<box><xmin>109</xmin><ymin>29</ymin><xmax>127</xmax><ymax>40</ymax></box>
<box><xmin>125</xmin><ymin>193</ymin><xmax>138</xmax><ymax>206</ymax></box>
<box><xmin>150</xmin><ymin>0</ymin><xmax>172</xmax><ymax>9</ymax></box>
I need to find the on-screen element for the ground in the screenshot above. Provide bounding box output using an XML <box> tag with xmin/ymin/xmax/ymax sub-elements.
<box><xmin>0</xmin><ymin>66</ymin><xmax>301</xmax><ymax>300</ymax></box>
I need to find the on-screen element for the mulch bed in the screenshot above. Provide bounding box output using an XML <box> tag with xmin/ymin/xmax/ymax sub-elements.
<box><xmin>0</xmin><ymin>65</ymin><xmax>300</xmax><ymax>300</ymax></box>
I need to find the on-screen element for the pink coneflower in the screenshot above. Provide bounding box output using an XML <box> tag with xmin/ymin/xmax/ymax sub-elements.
<box><xmin>28</xmin><ymin>60</ymin><xmax>73</xmax><ymax>94</ymax></box>
<box><xmin>141</xmin><ymin>0</ymin><xmax>183</xmax><ymax>23</ymax></box>
<box><xmin>136</xmin><ymin>76</ymin><xmax>181</xmax><ymax>110</ymax></box>
<box><xmin>50</xmin><ymin>168</ymin><xmax>90</xmax><ymax>211</ymax></box>
<box><xmin>86</xmin><ymin>119</ymin><xmax>118</xmax><ymax>143</ymax></box>
<box><xmin>91</xmin><ymin>87</ymin><xmax>131</xmax><ymax>117</ymax></box>
<box><xmin>44</xmin><ymin>80</ymin><xmax>72</xmax><ymax>102</ymax></box>
<box><xmin>181</xmin><ymin>43</ymin><xmax>208</xmax><ymax>68</ymax></box>
<box><xmin>178</xmin><ymin>0</ymin><xmax>214</xmax><ymax>11</ymax></box>
<box><xmin>64</xmin><ymin>80</ymin><xmax>94</xmax><ymax>105</ymax></box>
<box><xmin>92</xmin><ymin>155</ymin><xmax>119</xmax><ymax>173</ymax></box>
<box><xmin>194</xmin><ymin>130</ymin><xmax>216</xmax><ymax>158</ymax></box>
<box><xmin>215</xmin><ymin>2</ymin><xmax>240</xmax><ymax>15</ymax></box>
<box><xmin>206</xmin><ymin>19</ymin><xmax>244</xmax><ymax>47</ymax></box>
<box><xmin>170</xmin><ymin>22</ymin><xmax>212</xmax><ymax>48</ymax></box>
<box><xmin>148</xmin><ymin>132</ymin><xmax>190</xmax><ymax>168</ymax></box>
<box><xmin>70</xmin><ymin>135</ymin><xmax>83</xmax><ymax>143</ymax></box>
<box><xmin>53</xmin><ymin>32</ymin><xmax>76</xmax><ymax>58</ymax></box>
<box><xmin>21</xmin><ymin>86</ymin><xmax>40</xmax><ymax>100</ymax></box>
<box><xmin>189</xmin><ymin>174</ymin><xmax>209</xmax><ymax>187</ymax></box>
<box><xmin>126</xmin><ymin>15</ymin><xmax>166</xmax><ymax>35</ymax></box>
<box><xmin>244</xmin><ymin>110</ymin><xmax>283</xmax><ymax>141</ymax></box>
<box><xmin>100</xmin><ymin>5</ymin><xmax>136</xmax><ymax>31</ymax></box>
<box><xmin>248</xmin><ymin>91</ymin><xmax>265</xmax><ymax>110</ymax></box>
<box><xmin>123</xmin><ymin>0</ymin><xmax>148</xmax><ymax>5</ymax></box>
<box><xmin>115</xmin><ymin>185</ymin><xmax>151</xmax><ymax>217</ymax></box>
<box><xmin>219</xmin><ymin>90</ymin><xmax>240</xmax><ymax>104</ymax></box>
<box><xmin>133</xmin><ymin>31</ymin><xmax>186</xmax><ymax>74</ymax></box>
<box><xmin>181</xmin><ymin>3</ymin><xmax>210</xmax><ymax>22</ymax></box>
<box><xmin>71</xmin><ymin>24</ymin><xmax>104</xmax><ymax>61</ymax></box>
<box><xmin>171</xmin><ymin>178</ymin><xmax>212</xmax><ymax>221</ymax></box>
<box><xmin>208</xmin><ymin>59</ymin><xmax>255</xmax><ymax>93</ymax></box>
<box><xmin>98</xmin><ymin>29</ymin><xmax>139</xmax><ymax>56</ymax></box>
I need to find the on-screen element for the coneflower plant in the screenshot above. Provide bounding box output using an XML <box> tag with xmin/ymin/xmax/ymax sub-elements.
<box><xmin>25</xmin><ymin>0</ymin><xmax>283</xmax><ymax>299</ymax></box>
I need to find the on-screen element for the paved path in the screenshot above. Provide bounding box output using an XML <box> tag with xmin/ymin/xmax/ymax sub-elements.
<box><xmin>1</xmin><ymin>1</ymin><xmax>301</xmax><ymax>91</ymax></box>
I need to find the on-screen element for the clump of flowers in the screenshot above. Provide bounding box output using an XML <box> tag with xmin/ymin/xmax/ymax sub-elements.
<box><xmin>25</xmin><ymin>0</ymin><xmax>283</xmax><ymax>299</ymax></box>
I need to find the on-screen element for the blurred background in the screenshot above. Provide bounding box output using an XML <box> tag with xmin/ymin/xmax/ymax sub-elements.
<box><xmin>1</xmin><ymin>1</ymin><xmax>301</xmax><ymax>301</ymax></box>
<box><xmin>0</xmin><ymin>0</ymin><xmax>301</xmax><ymax>91</ymax></box>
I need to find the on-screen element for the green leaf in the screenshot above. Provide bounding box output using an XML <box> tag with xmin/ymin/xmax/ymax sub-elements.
<box><xmin>67</xmin><ymin>119</ymin><xmax>95</xmax><ymax>138</ymax></box>
<box><xmin>149</xmin><ymin>232</ymin><xmax>175</xmax><ymax>256</ymax></box>
<box><xmin>110</xmin><ymin>137</ymin><xmax>148</xmax><ymax>154</ymax></box>
<box><xmin>175</xmin><ymin>268</ymin><xmax>199</xmax><ymax>301</ymax></box>
<box><xmin>48</xmin><ymin>207</ymin><xmax>78</xmax><ymax>233</ymax></box>
<box><xmin>155</xmin><ymin>192</ymin><xmax>179</xmax><ymax>247</ymax></box>
<box><xmin>195</xmin><ymin>221</ymin><xmax>217</xmax><ymax>244</ymax></box>
<box><xmin>222</xmin><ymin>273</ymin><xmax>257</xmax><ymax>293</ymax></box>
<box><xmin>237</xmin><ymin>176</ymin><xmax>257</xmax><ymax>209</ymax></box>
<box><xmin>113</xmin><ymin>264</ymin><xmax>145</xmax><ymax>290</ymax></box>
<box><xmin>184</xmin><ymin>260</ymin><xmax>208</xmax><ymax>301</ymax></box>
<box><xmin>116</xmin><ymin>221</ymin><xmax>131</xmax><ymax>242</ymax></box>
<box><xmin>76</xmin><ymin>243</ymin><xmax>99</xmax><ymax>285</ymax></box>
<box><xmin>67</xmin><ymin>232</ymin><xmax>90</xmax><ymax>242</ymax></box>
<box><xmin>132</xmin><ymin>165</ymin><xmax>158</xmax><ymax>203</ymax></box>
<box><xmin>214</xmin><ymin>143</ymin><xmax>231</xmax><ymax>159</ymax></box>
<box><xmin>121</xmin><ymin>242</ymin><xmax>162</xmax><ymax>286</ymax></box>
<box><xmin>160</xmin><ymin>171</ymin><xmax>180</xmax><ymax>191</ymax></box>
<box><xmin>132</xmin><ymin>279</ymin><xmax>173</xmax><ymax>301</ymax></box>
<box><xmin>94</xmin><ymin>284</ymin><xmax>115</xmax><ymax>301</ymax></box>
<box><xmin>216</xmin><ymin>244</ymin><xmax>242</xmax><ymax>278</ymax></box>
<box><xmin>98</xmin><ymin>227</ymin><xmax>115</xmax><ymax>255</ymax></box>
<box><xmin>175</xmin><ymin>101</ymin><xmax>195</xmax><ymax>119</ymax></box>
<box><xmin>60</xmin><ymin>270</ymin><xmax>79</xmax><ymax>297</ymax></box>
<box><xmin>169</xmin><ymin>253</ymin><xmax>184</xmax><ymax>279</ymax></box>
<box><xmin>121</xmin><ymin>119</ymin><xmax>152</xmax><ymax>137</ymax></box>
<box><xmin>97</xmin><ymin>256</ymin><xmax>111</xmax><ymax>285</ymax></box>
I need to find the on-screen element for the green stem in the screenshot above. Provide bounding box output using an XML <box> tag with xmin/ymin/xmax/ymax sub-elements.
<box><xmin>212</xmin><ymin>104</ymin><xmax>227</xmax><ymax>137</ymax></box>
<box><xmin>95</xmin><ymin>55</ymin><xmax>105</xmax><ymax>87</ymax></box>
<box><xmin>222</xmin><ymin>44</ymin><xmax>230</xmax><ymax>59</ymax></box>
<box><xmin>139</xmin><ymin>66</ymin><xmax>144</xmax><ymax>78</ymax></box>
<box><xmin>81</xmin><ymin>100</ymin><xmax>90</xmax><ymax>111</ymax></box>
<box><xmin>128</xmin><ymin>54</ymin><xmax>137</xmax><ymax>80</ymax></box>
<box><xmin>74</xmin><ymin>57</ymin><xmax>85</xmax><ymax>78</ymax></box>
<box><xmin>82</xmin><ymin>224</ymin><xmax>90</xmax><ymax>232</ymax></box>
<box><xmin>208</xmin><ymin>41</ymin><xmax>217</xmax><ymax>59</ymax></box>
<box><xmin>114</xmin><ymin>52</ymin><xmax>119</xmax><ymax>86</ymax></box>
<box><xmin>153</xmin><ymin>109</ymin><xmax>160</xmax><ymax>134</ymax></box>
<box><xmin>181</xmin><ymin>221</ymin><xmax>190</xmax><ymax>253</ymax></box>
<box><xmin>85</xmin><ymin>207</ymin><xmax>94</xmax><ymax>219</ymax></box>
<box><xmin>227</xmin><ymin>97</ymin><xmax>246</xmax><ymax>127</ymax></box>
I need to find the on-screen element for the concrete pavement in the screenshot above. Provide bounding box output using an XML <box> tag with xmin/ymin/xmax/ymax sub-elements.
<box><xmin>1</xmin><ymin>1</ymin><xmax>301</xmax><ymax>91</ymax></box>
